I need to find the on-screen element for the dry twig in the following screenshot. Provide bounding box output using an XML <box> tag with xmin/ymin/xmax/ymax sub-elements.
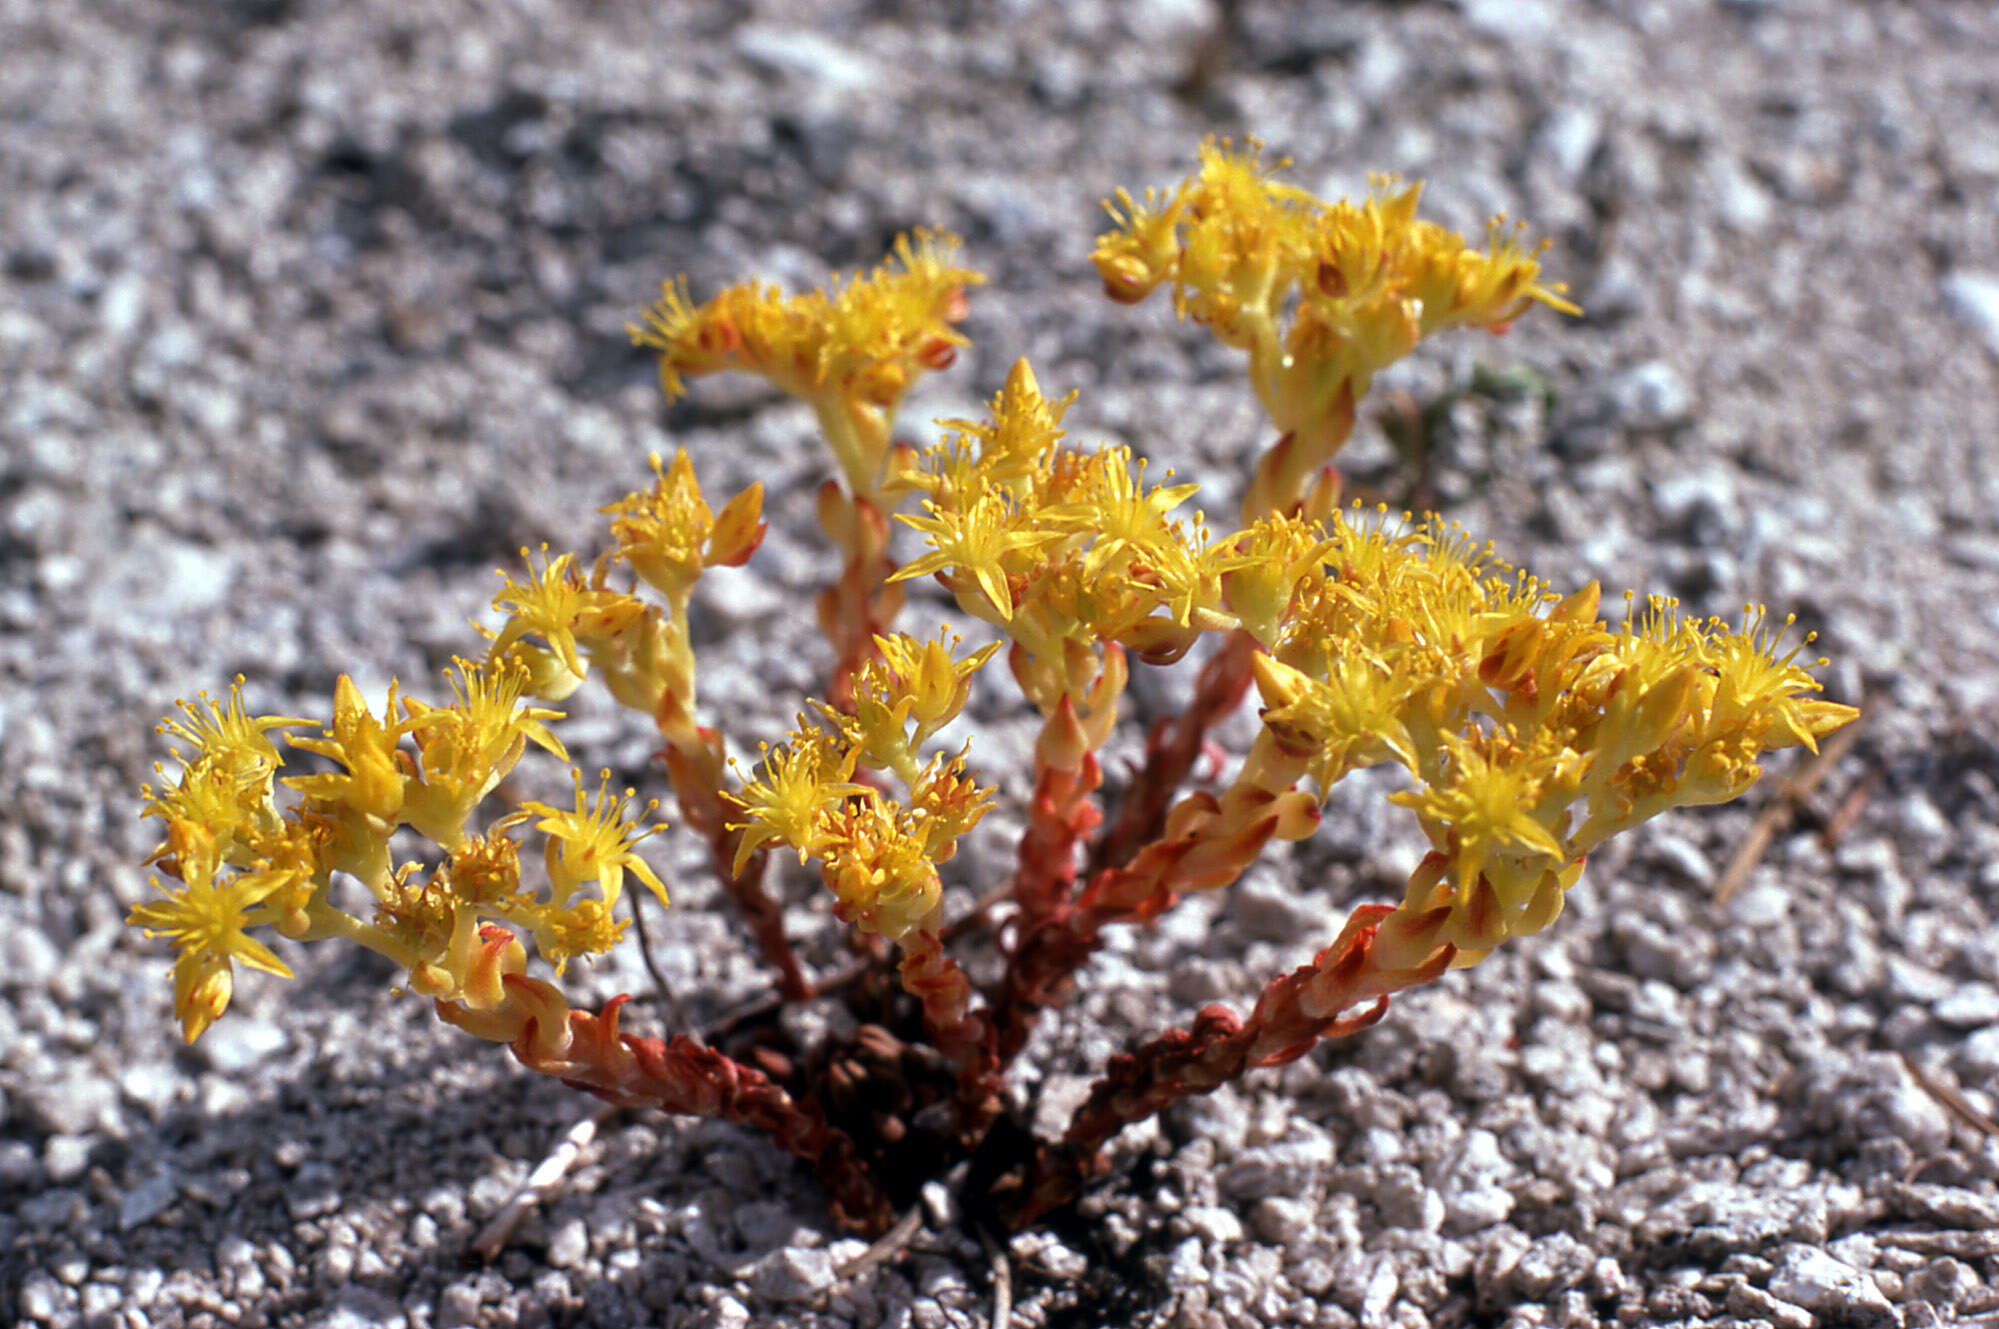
<box><xmin>1898</xmin><ymin>1052</ymin><xmax>1999</xmax><ymax>1137</ymax></box>
<box><xmin>627</xmin><ymin>884</ymin><xmax>681</xmax><ymax>1026</ymax></box>
<box><xmin>471</xmin><ymin>1105</ymin><xmax>619</xmax><ymax>1261</ymax></box>
<box><xmin>981</xmin><ymin>1227</ymin><xmax>1014</xmax><ymax>1329</ymax></box>
<box><xmin>834</xmin><ymin>1203</ymin><xmax>925</xmax><ymax>1280</ymax></box>
<box><xmin>1715</xmin><ymin>715</ymin><xmax>1866</xmax><ymax>906</ymax></box>
<box><xmin>1823</xmin><ymin>761</ymin><xmax>1883</xmax><ymax>845</ymax></box>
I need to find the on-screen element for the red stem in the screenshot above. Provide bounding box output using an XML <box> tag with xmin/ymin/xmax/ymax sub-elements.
<box><xmin>994</xmin><ymin>905</ymin><xmax>1453</xmax><ymax>1228</ymax></box>
<box><xmin>503</xmin><ymin>993</ymin><xmax>894</xmax><ymax>1234</ymax></box>
<box><xmin>1012</xmin><ymin>750</ymin><xmax>1104</xmax><ymax>933</ymax></box>
<box><xmin>816</xmin><ymin>491</ymin><xmax>903</xmax><ymax>710</ymax></box>
<box><xmin>664</xmin><ymin>737</ymin><xmax>813</xmax><ymax>1002</ymax></box>
<box><xmin>1090</xmin><ymin>630</ymin><xmax>1257</xmax><ymax>875</ymax></box>
<box><xmin>899</xmin><ymin>929</ymin><xmax>1002</xmax><ymax>1142</ymax></box>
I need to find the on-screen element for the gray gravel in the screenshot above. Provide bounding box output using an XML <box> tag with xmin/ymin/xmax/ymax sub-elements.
<box><xmin>6</xmin><ymin>1</ymin><xmax>1999</xmax><ymax>1326</ymax></box>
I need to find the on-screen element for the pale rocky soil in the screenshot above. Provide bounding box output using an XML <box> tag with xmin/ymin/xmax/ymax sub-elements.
<box><xmin>5</xmin><ymin>1</ymin><xmax>1999</xmax><ymax>1326</ymax></box>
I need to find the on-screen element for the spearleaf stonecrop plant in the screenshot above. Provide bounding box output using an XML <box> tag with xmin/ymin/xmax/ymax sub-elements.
<box><xmin>131</xmin><ymin>140</ymin><xmax>1856</xmax><ymax>1235</ymax></box>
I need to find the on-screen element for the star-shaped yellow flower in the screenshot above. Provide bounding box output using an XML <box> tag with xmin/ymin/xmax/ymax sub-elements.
<box><xmin>128</xmin><ymin>820</ymin><xmax>293</xmax><ymax>1042</ymax></box>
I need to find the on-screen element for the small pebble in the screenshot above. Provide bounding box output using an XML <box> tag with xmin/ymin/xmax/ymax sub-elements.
<box><xmin>546</xmin><ymin>1216</ymin><xmax>588</xmax><ymax>1269</ymax></box>
<box><xmin>1943</xmin><ymin>271</ymin><xmax>1999</xmax><ymax>359</ymax></box>
<box><xmin>1767</xmin><ymin>1244</ymin><xmax>1896</xmax><ymax>1327</ymax></box>
<box><xmin>119</xmin><ymin>1169</ymin><xmax>178</xmax><ymax>1230</ymax></box>
<box><xmin>1184</xmin><ymin>1205</ymin><xmax>1243</xmax><ymax>1245</ymax></box>
<box><xmin>749</xmin><ymin>1246</ymin><xmax>835</xmax><ymax>1304</ymax></box>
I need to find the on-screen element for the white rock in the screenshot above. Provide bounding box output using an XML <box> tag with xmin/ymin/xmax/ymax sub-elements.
<box><xmin>44</xmin><ymin>1135</ymin><xmax>92</xmax><ymax>1185</ymax></box>
<box><xmin>1611</xmin><ymin>360</ymin><xmax>1696</xmax><ymax>431</ymax></box>
<box><xmin>1461</xmin><ymin>0</ymin><xmax>1556</xmax><ymax>39</ymax></box>
<box><xmin>1933</xmin><ymin>982</ymin><xmax>1999</xmax><ymax>1027</ymax></box>
<box><xmin>100</xmin><ymin>273</ymin><xmax>149</xmax><ymax>336</ymax></box>
<box><xmin>1370</xmin><ymin>1167</ymin><xmax>1444</xmax><ymax>1232</ymax></box>
<box><xmin>546</xmin><ymin>1216</ymin><xmax>588</xmax><ymax>1268</ymax></box>
<box><xmin>1184</xmin><ymin>1204</ymin><xmax>1243</xmax><ymax>1245</ymax></box>
<box><xmin>1445</xmin><ymin>1186</ymin><xmax>1516</xmax><ymax>1234</ymax></box>
<box><xmin>1767</xmin><ymin>1243</ymin><xmax>1894</xmax><ymax>1323</ymax></box>
<box><xmin>119</xmin><ymin>1168</ymin><xmax>178</xmax><ymax>1229</ymax></box>
<box><xmin>199</xmin><ymin>1017</ymin><xmax>287</xmax><ymax>1073</ymax></box>
<box><xmin>0</xmin><ymin>927</ymin><xmax>61</xmax><ymax>988</ymax></box>
<box><xmin>1956</xmin><ymin>1025</ymin><xmax>1999</xmax><ymax>1078</ymax></box>
<box><xmin>1943</xmin><ymin>271</ymin><xmax>1999</xmax><ymax>359</ymax></box>
<box><xmin>1537</xmin><ymin>104</ymin><xmax>1603</xmax><ymax>183</ymax></box>
<box><xmin>1704</xmin><ymin>150</ymin><xmax>1775</xmax><ymax>233</ymax></box>
<box><xmin>1728</xmin><ymin>880</ymin><xmax>1792</xmax><ymax>926</ymax></box>
<box><xmin>321</xmin><ymin>1285</ymin><xmax>406</xmax><ymax>1329</ymax></box>
<box><xmin>18</xmin><ymin>1270</ymin><xmax>66</xmax><ymax>1322</ymax></box>
<box><xmin>749</xmin><ymin>1245</ymin><xmax>834</xmax><ymax>1304</ymax></box>
<box><xmin>1250</xmin><ymin>1196</ymin><xmax>1312</xmax><ymax>1245</ymax></box>
<box><xmin>734</xmin><ymin>25</ymin><xmax>875</xmax><ymax>93</ymax></box>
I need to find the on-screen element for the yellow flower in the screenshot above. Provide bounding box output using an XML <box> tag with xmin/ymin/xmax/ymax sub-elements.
<box><xmin>602</xmin><ymin>450</ymin><xmax>766</xmax><ymax>604</ymax></box>
<box><xmin>140</xmin><ymin>758</ymin><xmax>273</xmax><ymax>865</ymax></box>
<box><xmin>371</xmin><ymin>861</ymin><xmax>461</xmax><ymax>966</ymax></box>
<box><xmin>521</xmin><ymin>769</ymin><xmax>670</xmax><ymax>911</ymax></box>
<box><xmin>630</xmin><ymin>230</ymin><xmax>982</xmax><ymax>412</ymax></box>
<box><xmin>489</xmin><ymin>547</ymin><xmax>595</xmax><ymax>697</ymax></box>
<box><xmin>728</xmin><ymin>725</ymin><xmax>863</xmax><ymax>872</ymax></box>
<box><xmin>828</xmin><ymin>629</ymin><xmax>1002</xmax><ymax>775</ymax></box>
<box><xmin>906</xmin><ymin>750</ymin><xmax>996</xmax><ymax>862</ymax></box>
<box><xmin>895</xmin><ymin>359</ymin><xmax>1079</xmax><ymax>506</ymax></box>
<box><xmin>1390</xmin><ymin>730</ymin><xmax>1574</xmax><ymax>915</ymax></box>
<box><xmin>1252</xmin><ymin>650</ymin><xmax>1423</xmax><ymax>789</ymax></box>
<box><xmin>526</xmin><ymin>897</ymin><xmax>628</xmax><ymax>976</ymax></box>
<box><xmin>156</xmin><ymin>677</ymin><xmax>308</xmax><ymax>782</ymax></box>
<box><xmin>229</xmin><ymin>818</ymin><xmax>333</xmax><ymax>938</ymax></box>
<box><xmin>1096</xmin><ymin>142</ymin><xmax>1577</xmax><ymax>512</ymax></box>
<box><xmin>815</xmin><ymin>793</ymin><xmax>945</xmax><ymax>942</ymax></box>
<box><xmin>1214</xmin><ymin>515</ymin><xmax>1334</xmax><ymax>649</ymax></box>
<box><xmin>144</xmin><ymin>680</ymin><xmax>310</xmax><ymax>859</ymax></box>
<box><xmin>443</xmin><ymin>824</ymin><xmax>528</xmax><ymax>908</ymax></box>
<box><xmin>128</xmin><ymin>819</ymin><xmax>293</xmax><ymax>1042</ymax></box>
<box><xmin>401</xmin><ymin>658</ymin><xmax>568</xmax><ymax>847</ymax></box>
<box><xmin>1093</xmin><ymin>181</ymin><xmax>1190</xmax><ymax>304</ymax></box>
<box><xmin>488</xmin><ymin>547</ymin><xmax>667</xmax><ymax>707</ymax></box>
<box><xmin>895</xmin><ymin>488</ymin><xmax>1060</xmax><ymax>624</ymax></box>
<box><xmin>1046</xmin><ymin>448</ymin><xmax>1201</xmax><ymax>584</ymax></box>
<box><xmin>1695</xmin><ymin>608</ymin><xmax>1858</xmax><ymax>757</ymax></box>
<box><xmin>284</xmin><ymin>674</ymin><xmax>409</xmax><ymax>825</ymax></box>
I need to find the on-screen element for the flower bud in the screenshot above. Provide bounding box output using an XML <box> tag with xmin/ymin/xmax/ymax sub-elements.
<box><xmin>172</xmin><ymin>952</ymin><xmax>233</xmax><ymax>1043</ymax></box>
<box><xmin>706</xmin><ymin>483</ymin><xmax>767</xmax><ymax>568</ymax></box>
<box><xmin>1097</xmin><ymin>253</ymin><xmax>1159</xmax><ymax>304</ymax></box>
<box><xmin>914</xmin><ymin>335</ymin><xmax>958</xmax><ymax>371</ymax></box>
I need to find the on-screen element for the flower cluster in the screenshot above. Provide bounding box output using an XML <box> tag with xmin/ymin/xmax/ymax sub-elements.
<box><xmin>1095</xmin><ymin>138</ymin><xmax>1578</xmax><ymax>518</ymax></box>
<box><xmin>131</xmin><ymin>661</ymin><xmax>663</xmax><ymax>1040</ymax></box>
<box><xmin>129</xmin><ymin>140</ymin><xmax>1856</xmax><ymax>1236</ymax></box>
<box><xmin>632</xmin><ymin>230</ymin><xmax>980</xmax><ymax>502</ymax></box>
<box><xmin>887</xmin><ymin>368</ymin><xmax>1852</xmax><ymax>1005</ymax></box>
<box><xmin>631</xmin><ymin>230</ymin><xmax>983</xmax><ymax>705</ymax></box>
<box><xmin>734</xmin><ymin>630</ymin><xmax>1000</xmax><ymax>941</ymax></box>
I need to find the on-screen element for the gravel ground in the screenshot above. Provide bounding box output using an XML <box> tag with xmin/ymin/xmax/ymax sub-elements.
<box><xmin>6</xmin><ymin>1</ymin><xmax>1999</xmax><ymax>1326</ymax></box>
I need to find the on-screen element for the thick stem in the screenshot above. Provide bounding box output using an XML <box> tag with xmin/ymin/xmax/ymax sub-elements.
<box><xmin>997</xmin><ymin>780</ymin><xmax>1319</xmax><ymax>1067</ymax></box>
<box><xmin>898</xmin><ymin>928</ymin><xmax>1001</xmax><ymax>1141</ymax></box>
<box><xmin>815</xmin><ymin>486</ymin><xmax>903</xmax><ymax>709</ymax></box>
<box><xmin>435</xmin><ymin>946</ymin><xmax>892</xmax><ymax>1234</ymax></box>
<box><xmin>992</xmin><ymin>904</ymin><xmax>1453</xmax><ymax>1229</ymax></box>
<box><xmin>495</xmin><ymin>990</ymin><xmax>894</xmax><ymax>1234</ymax></box>
<box><xmin>1013</xmin><ymin>752</ymin><xmax>1104</xmax><ymax>932</ymax></box>
<box><xmin>1090</xmin><ymin>629</ymin><xmax>1258</xmax><ymax>876</ymax></box>
<box><xmin>1243</xmin><ymin>378</ymin><xmax>1358</xmax><ymax>522</ymax></box>
<box><xmin>992</xmin><ymin>653</ymin><xmax>1126</xmax><ymax>1066</ymax></box>
<box><xmin>662</xmin><ymin>726</ymin><xmax>812</xmax><ymax>1002</ymax></box>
